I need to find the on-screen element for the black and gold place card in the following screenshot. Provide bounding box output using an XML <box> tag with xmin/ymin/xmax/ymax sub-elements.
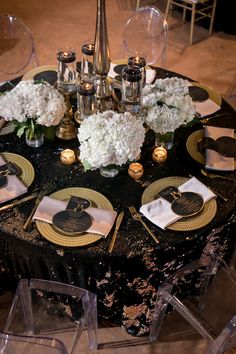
<box><xmin>52</xmin><ymin>209</ymin><xmax>92</xmax><ymax>235</ymax></box>
<box><xmin>0</xmin><ymin>175</ymin><xmax>7</xmax><ymax>189</ymax></box>
<box><xmin>0</xmin><ymin>162</ymin><xmax>21</xmax><ymax>176</ymax></box>
<box><xmin>66</xmin><ymin>196</ymin><xmax>91</xmax><ymax>212</ymax></box>
<box><xmin>171</xmin><ymin>191</ymin><xmax>204</xmax><ymax>217</ymax></box>
<box><xmin>189</xmin><ymin>86</ymin><xmax>209</xmax><ymax>102</ymax></box>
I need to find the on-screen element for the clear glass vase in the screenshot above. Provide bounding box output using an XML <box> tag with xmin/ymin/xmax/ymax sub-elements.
<box><xmin>25</xmin><ymin>128</ymin><xmax>44</xmax><ymax>148</ymax></box>
<box><xmin>155</xmin><ymin>131</ymin><xmax>174</xmax><ymax>150</ymax></box>
<box><xmin>100</xmin><ymin>165</ymin><xmax>119</xmax><ymax>177</ymax></box>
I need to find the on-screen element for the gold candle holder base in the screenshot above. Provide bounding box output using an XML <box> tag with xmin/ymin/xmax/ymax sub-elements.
<box><xmin>56</xmin><ymin>93</ymin><xmax>77</xmax><ymax>140</ymax></box>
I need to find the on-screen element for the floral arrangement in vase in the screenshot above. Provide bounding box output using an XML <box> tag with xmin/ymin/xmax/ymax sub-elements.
<box><xmin>0</xmin><ymin>80</ymin><xmax>66</xmax><ymax>147</ymax></box>
<box><xmin>141</xmin><ymin>77</ymin><xmax>196</xmax><ymax>148</ymax></box>
<box><xmin>77</xmin><ymin>110</ymin><xmax>145</xmax><ymax>177</ymax></box>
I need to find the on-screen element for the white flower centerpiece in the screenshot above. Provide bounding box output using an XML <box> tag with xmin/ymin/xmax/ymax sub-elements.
<box><xmin>0</xmin><ymin>80</ymin><xmax>66</xmax><ymax>147</ymax></box>
<box><xmin>78</xmin><ymin>110</ymin><xmax>146</xmax><ymax>177</ymax></box>
<box><xmin>141</xmin><ymin>77</ymin><xmax>196</xmax><ymax>149</ymax></box>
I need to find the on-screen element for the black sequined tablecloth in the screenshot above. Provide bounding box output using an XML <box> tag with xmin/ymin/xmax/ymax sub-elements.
<box><xmin>0</xmin><ymin>69</ymin><xmax>236</xmax><ymax>336</ymax></box>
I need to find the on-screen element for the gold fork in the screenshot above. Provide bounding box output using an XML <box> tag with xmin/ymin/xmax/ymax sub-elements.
<box><xmin>128</xmin><ymin>206</ymin><xmax>160</xmax><ymax>244</ymax></box>
<box><xmin>201</xmin><ymin>169</ymin><xmax>235</xmax><ymax>182</ymax></box>
<box><xmin>23</xmin><ymin>190</ymin><xmax>46</xmax><ymax>230</ymax></box>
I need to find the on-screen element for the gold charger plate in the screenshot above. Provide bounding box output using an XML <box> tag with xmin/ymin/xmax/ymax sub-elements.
<box><xmin>141</xmin><ymin>176</ymin><xmax>217</xmax><ymax>231</ymax></box>
<box><xmin>36</xmin><ymin>187</ymin><xmax>114</xmax><ymax>247</ymax></box>
<box><xmin>22</xmin><ymin>65</ymin><xmax>57</xmax><ymax>82</ymax></box>
<box><xmin>186</xmin><ymin>130</ymin><xmax>236</xmax><ymax>169</ymax></box>
<box><xmin>1</xmin><ymin>152</ymin><xmax>35</xmax><ymax>187</ymax></box>
<box><xmin>191</xmin><ymin>82</ymin><xmax>222</xmax><ymax>106</ymax></box>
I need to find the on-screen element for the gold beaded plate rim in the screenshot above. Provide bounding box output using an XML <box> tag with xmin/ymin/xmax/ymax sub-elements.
<box><xmin>186</xmin><ymin>130</ymin><xmax>236</xmax><ymax>169</ymax></box>
<box><xmin>1</xmin><ymin>152</ymin><xmax>35</xmax><ymax>187</ymax></box>
<box><xmin>36</xmin><ymin>187</ymin><xmax>113</xmax><ymax>247</ymax></box>
<box><xmin>141</xmin><ymin>176</ymin><xmax>217</xmax><ymax>231</ymax></box>
<box><xmin>21</xmin><ymin>65</ymin><xmax>57</xmax><ymax>81</ymax></box>
<box><xmin>191</xmin><ymin>82</ymin><xmax>222</xmax><ymax>106</ymax></box>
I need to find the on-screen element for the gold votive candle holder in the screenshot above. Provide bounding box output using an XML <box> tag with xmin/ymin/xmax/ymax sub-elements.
<box><xmin>128</xmin><ymin>162</ymin><xmax>144</xmax><ymax>180</ymax></box>
<box><xmin>60</xmin><ymin>149</ymin><xmax>76</xmax><ymax>165</ymax></box>
<box><xmin>152</xmin><ymin>146</ymin><xmax>168</xmax><ymax>163</ymax></box>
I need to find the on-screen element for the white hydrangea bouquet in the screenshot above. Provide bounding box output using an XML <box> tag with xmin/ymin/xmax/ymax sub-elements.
<box><xmin>78</xmin><ymin>110</ymin><xmax>145</xmax><ymax>171</ymax></box>
<box><xmin>141</xmin><ymin>77</ymin><xmax>196</xmax><ymax>135</ymax></box>
<box><xmin>0</xmin><ymin>80</ymin><xmax>66</xmax><ymax>140</ymax></box>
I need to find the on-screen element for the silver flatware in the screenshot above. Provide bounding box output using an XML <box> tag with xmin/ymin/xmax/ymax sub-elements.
<box><xmin>23</xmin><ymin>190</ymin><xmax>45</xmax><ymax>230</ymax></box>
<box><xmin>0</xmin><ymin>193</ymin><xmax>38</xmax><ymax>212</ymax></box>
<box><xmin>129</xmin><ymin>206</ymin><xmax>160</xmax><ymax>244</ymax></box>
<box><xmin>108</xmin><ymin>211</ymin><xmax>124</xmax><ymax>253</ymax></box>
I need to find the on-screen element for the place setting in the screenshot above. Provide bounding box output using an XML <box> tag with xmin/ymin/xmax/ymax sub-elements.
<box><xmin>139</xmin><ymin>176</ymin><xmax>217</xmax><ymax>232</ymax></box>
<box><xmin>32</xmin><ymin>187</ymin><xmax>117</xmax><ymax>247</ymax></box>
<box><xmin>0</xmin><ymin>152</ymin><xmax>35</xmax><ymax>206</ymax></box>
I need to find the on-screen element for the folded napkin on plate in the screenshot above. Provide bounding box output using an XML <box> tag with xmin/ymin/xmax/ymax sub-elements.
<box><xmin>195</xmin><ymin>99</ymin><xmax>221</xmax><ymax>118</ymax></box>
<box><xmin>33</xmin><ymin>196</ymin><xmax>117</xmax><ymax>238</ymax></box>
<box><xmin>205</xmin><ymin>126</ymin><xmax>235</xmax><ymax>171</ymax></box>
<box><xmin>108</xmin><ymin>62</ymin><xmax>156</xmax><ymax>84</ymax></box>
<box><xmin>140</xmin><ymin>177</ymin><xmax>216</xmax><ymax>230</ymax></box>
<box><xmin>0</xmin><ymin>155</ymin><xmax>27</xmax><ymax>204</ymax></box>
<box><xmin>0</xmin><ymin>117</ymin><xmax>6</xmax><ymax>130</ymax></box>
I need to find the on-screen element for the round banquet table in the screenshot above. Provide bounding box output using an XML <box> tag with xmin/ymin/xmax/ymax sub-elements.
<box><xmin>0</xmin><ymin>68</ymin><xmax>236</xmax><ymax>336</ymax></box>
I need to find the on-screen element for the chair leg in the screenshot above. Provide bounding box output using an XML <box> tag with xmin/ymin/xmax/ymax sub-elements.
<box><xmin>182</xmin><ymin>5</ymin><xmax>187</xmax><ymax>23</ymax></box>
<box><xmin>190</xmin><ymin>3</ymin><xmax>196</xmax><ymax>46</ymax></box>
<box><xmin>209</xmin><ymin>0</ymin><xmax>217</xmax><ymax>35</ymax></box>
<box><xmin>165</xmin><ymin>0</ymin><xmax>171</xmax><ymax>21</ymax></box>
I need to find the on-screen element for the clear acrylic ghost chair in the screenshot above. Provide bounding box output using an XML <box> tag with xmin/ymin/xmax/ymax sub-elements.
<box><xmin>0</xmin><ymin>14</ymin><xmax>39</xmax><ymax>82</ymax></box>
<box><xmin>4</xmin><ymin>279</ymin><xmax>98</xmax><ymax>353</ymax></box>
<box><xmin>149</xmin><ymin>254</ymin><xmax>236</xmax><ymax>354</ymax></box>
<box><xmin>123</xmin><ymin>6</ymin><xmax>168</xmax><ymax>68</ymax></box>
<box><xmin>0</xmin><ymin>332</ymin><xmax>67</xmax><ymax>354</ymax></box>
<box><xmin>165</xmin><ymin>0</ymin><xmax>217</xmax><ymax>46</ymax></box>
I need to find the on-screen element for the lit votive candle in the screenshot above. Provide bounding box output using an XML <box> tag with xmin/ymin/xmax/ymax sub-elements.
<box><xmin>152</xmin><ymin>146</ymin><xmax>168</xmax><ymax>163</ymax></box>
<box><xmin>60</xmin><ymin>149</ymin><xmax>76</xmax><ymax>165</ymax></box>
<box><xmin>128</xmin><ymin>162</ymin><xmax>144</xmax><ymax>180</ymax></box>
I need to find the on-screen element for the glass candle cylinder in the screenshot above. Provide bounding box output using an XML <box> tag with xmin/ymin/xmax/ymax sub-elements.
<box><xmin>128</xmin><ymin>162</ymin><xmax>144</xmax><ymax>180</ymax></box>
<box><xmin>122</xmin><ymin>66</ymin><xmax>142</xmax><ymax>113</ymax></box>
<box><xmin>152</xmin><ymin>146</ymin><xmax>168</xmax><ymax>163</ymax></box>
<box><xmin>128</xmin><ymin>55</ymin><xmax>146</xmax><ymax>87</ymax></box>
<box><xmin>81</xmin><ymin>42</ymin><xmax>95</xmax><ymax>77</ymax></box>
<box><xmin>57</xmin><ymin>48</ymin><xmax>77</xmax><ymax>94</ymax></box>
<box><xmin>76</xmin><ymin>76</ymin><xmax>97</xmax><ymax>122</ymax></box>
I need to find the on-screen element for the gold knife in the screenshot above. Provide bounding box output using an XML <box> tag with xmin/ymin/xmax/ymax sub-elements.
<box><xmin>0</xmin><ymin>193</ymin><xmax>38</xmax><ymax>212</ymax></box>
<box><xmin>108</xmin><ymin>211</ymin><xmax>124</xmax><ymax>253</ymax></box>
<box><xmin>23</xmin><ymin>190</ymin><xmax>45</xmax><ymax>230</ymax></box>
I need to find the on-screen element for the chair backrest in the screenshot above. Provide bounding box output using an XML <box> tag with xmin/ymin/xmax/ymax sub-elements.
<box><xmin>149</xmin><ymin>255</ymin><xmax>236</xmax><ymax>353</ymax></box>
<box><xmin>0</xmin><ymin>332</ymin><xmax>67</xmax><ymax>354</ymax></box>
<box><xmin>123</xmin><ymin>6</ymin><xmax>168</xmax><ymax>67</ymax></box>
<box><xmin>4</xmin><ymin>279</ymin><xmax>97</xmax><ymax>353</ymax></box>
<box><xmin>0</xmin><ymin>14</ymin><xmax>39</xmax><ymax>81</ymax></box>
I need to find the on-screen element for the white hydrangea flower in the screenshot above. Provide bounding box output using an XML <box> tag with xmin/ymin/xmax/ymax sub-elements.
<box><xmin>141</xmin><ymin>77</ymin><xmax>196</xmax><ymax>134</ymax></box>
<box><xmin>0</xmin><ymin>80</ymin><xmax>66</xmax><ymax>126</ymax></box>
<box><xmin>78</xmin><ymin>110</ymin><xmax>146</xmax><ymax>169</ymax></box>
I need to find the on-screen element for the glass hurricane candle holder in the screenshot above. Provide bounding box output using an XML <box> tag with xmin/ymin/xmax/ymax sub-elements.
<box><xmin>128</xmin><ymin>55</ymin><xmax>146</xmax><ymax>87</ymax></box>
<box><xmin>122</xmin><ymin>65</ymin><xmax>142</xmax><ymax>113</ymax></box>
<box><xmin>81</xmin><ymin>42</ymin><xmax>95</xmax><ymax>77</ymax></box>
<box><xmin>57</xmin><ymin>48</ymin><xmax>77</xmax><ymax>94</ymax></box>
<box><xmin>75</xmin><ymin>75</ymin><xmax>97</xmax><ymax>123</ymax></box>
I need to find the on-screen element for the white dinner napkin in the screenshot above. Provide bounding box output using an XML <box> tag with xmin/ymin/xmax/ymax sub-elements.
<box><xmin>33</xmin><ymin>196</ymin><xmax>117</xmax><ymax>238</ymax></box>
<box><xmin>204</xmin><ymin>126</ymin><xmax>235</xmax><ymax>171</ymax></box>
<box><xmin>194</xmin><ymin>99</ymin><xmax>221</xmax><ymax>118</ymax></box>
<box><xmin>0</xmin><ymin>117</ymin><xmax>6</xmax><ymax>130</ymax></box>
<box><xmin>140</xmin><ymin>177</ymin><xmax>216</xmax><ymax>230</ymax></box>
<box><xmin>108</xmin><ymin>62</ymin><xmax>156</xmax><ymax>85</ymax></box>
<box><xmin>0</xmin><ymin>155</ymin><xmax>28</xmax><ymax>204</ymax></box>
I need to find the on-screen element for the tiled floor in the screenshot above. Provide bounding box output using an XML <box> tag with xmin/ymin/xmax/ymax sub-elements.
<box><xmin>0</xmin><ymin>0</ymin><xmax>236</xmax><ymax>352</ymax></box>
